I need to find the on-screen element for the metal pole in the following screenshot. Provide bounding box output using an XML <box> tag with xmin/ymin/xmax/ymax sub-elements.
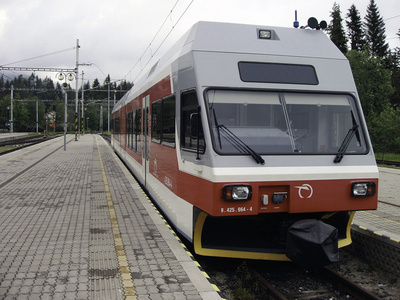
<box><xmin>10</xmin><ymin>85</ymin><xmax>13</xmax><ymax>133</ymax></box>
<box><xmin>99</xmin><ymin>105</ymin><xmax>103</xmax><ymax>132</ymax></box>
<box><xmin>36</xmin><ymin>100</ymin><xmax>38</xmax><ymax>133</ymax></box>
<box><xmin>64</xmin><ymin>90</ymin><xmax>67</xmax><ymax>151</ymax></box>
<box><xmin>81</xmin><ymin>71</ymin><xmax>85</xmax><ymax>135</ymax></box>
<box><xmin>107</xmin><ymin>82</ymin><xmax>110</xmax><ymax>132</ymax></box>
<box><xmin>75</xmin><ymin>39</ymin><xmax>79</xmax><ymax>141</ymax></box>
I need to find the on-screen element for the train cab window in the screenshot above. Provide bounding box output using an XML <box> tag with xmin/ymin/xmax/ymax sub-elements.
<box><xmin>152</xmin><ymin>100</ymin><xmax>162</xmax><ymax>143</ymax></box>
<box><xmin>162</xmin><ymin>95</ymin><xmax>176</xmax><ymax>147</ymax></box>
<box><xmin>207</xmin><ymin>90</ymin><xmax>367</xmax><ymax>155</ymax></box>
<box><xmin>181</xmin><ymin>90</ymin><xmax>205</xmax><ymax>153</ymax></box>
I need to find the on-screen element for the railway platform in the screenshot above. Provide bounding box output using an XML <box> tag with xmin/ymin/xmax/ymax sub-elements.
<box><xmin>0</xmin><ymin>134</ymin><xmax>221</xmax><ymax>300</ymax></box>
<box><xmin>351</xmin><ymin>167</ymin><xmax>400</xmax><ymax>276</ymax></box>
<box><xmin>353</xmin><ymin>167</ymin><xmax>400</xmax><ymax>241</ymax></box>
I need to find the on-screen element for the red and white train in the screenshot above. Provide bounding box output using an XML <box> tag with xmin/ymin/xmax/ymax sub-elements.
<box><xmin>112</xmin><ymin>21</ymin><xmax>378</xmax><ymax>267</ymax></box>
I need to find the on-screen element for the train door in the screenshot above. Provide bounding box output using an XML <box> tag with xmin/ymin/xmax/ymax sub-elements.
<box><xmin>142</xmin><ymin>95</ymin><xmax>150</xmax><ymax>186</ymax></box>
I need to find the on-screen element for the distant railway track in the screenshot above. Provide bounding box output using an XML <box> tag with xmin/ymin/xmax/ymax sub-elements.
<box><xmin>0</xmin><ymin>134</ymin><xmax>62</xmax><ymax>155</ymax></box>
<box><xmin>0</xmin><ymin>133</ymin><xmax>109</xmax><ymax>156</ymax></box>
<box><xmin>376</xmin><ymin>159</ymin><xmax>400</xmax><ymax>167</ymax></box>
<box><xmin>100</xmin><ymin>134</ymin><xmax>111</xmax><ymax>144</ymax></box>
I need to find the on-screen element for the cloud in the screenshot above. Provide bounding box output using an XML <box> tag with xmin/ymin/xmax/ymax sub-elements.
<box><xmin>0</xmin><ymin>0</ymin><xmax>399</xmax><ymax>85</ymax></box>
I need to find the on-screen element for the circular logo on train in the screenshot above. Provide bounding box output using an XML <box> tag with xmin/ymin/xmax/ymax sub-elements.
<box><xmin>295</xmin><ymin>184</ymin><xmax>313</xmax><ymax>199</ymax></box>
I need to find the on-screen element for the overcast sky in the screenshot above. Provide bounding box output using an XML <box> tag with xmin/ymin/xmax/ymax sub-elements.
<box><xmin>0</xmin><ymin>0</ymin><xmax>399</xmax><ymax>87</ymax></box>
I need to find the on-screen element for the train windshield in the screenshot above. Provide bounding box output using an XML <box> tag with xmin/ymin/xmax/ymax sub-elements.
<box><xmin>207</xmin><ymin>90</ymin><xmax>367</xmax><ymax>155</ymax></box>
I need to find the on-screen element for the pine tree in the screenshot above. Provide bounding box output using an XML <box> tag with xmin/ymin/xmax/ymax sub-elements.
<box><xmin>103</xmin><ymin>74</ymin><xmax>111</xmax><ymax>85</ymax></box>
<box><xmin>0</xmin><ymin>75</ymin><xmax>4</xmax><ymax>90</ymax></box>
<box><xmin>328</xmin><ymin>2</ymin><xmax>348</xmax><ymax>54</ymax></box>
<box><xmin>346</xmin><ymin>4</ymin><xmax>365</xmax><ymax>51</ymax></box>
<box><xmin>364</xmin><ymin>0</ymin><xmax>389</xmax><ymax>57</ymax></box>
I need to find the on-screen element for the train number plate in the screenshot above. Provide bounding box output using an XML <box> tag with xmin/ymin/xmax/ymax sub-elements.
<box><xmin>221</xmin><ymin>206</ymin><xmax>253</xmax><ymax>213</ymax></box>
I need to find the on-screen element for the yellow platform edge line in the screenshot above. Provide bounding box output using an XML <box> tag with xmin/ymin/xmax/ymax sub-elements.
<box><xmin>96</xmin><ymin>137</ymin><xmax>137</xmax><ymax>299</ymax></box>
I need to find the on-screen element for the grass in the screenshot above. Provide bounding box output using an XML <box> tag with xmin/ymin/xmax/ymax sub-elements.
<box><xmin>375</xmin><ymin>153</ymin><xmax>400</xmax><ymax>162</ymax></box>
<box><xmin>0</xmin><ymin>145</ymin><xmax>17</xmax><ymax>153</ymax></box>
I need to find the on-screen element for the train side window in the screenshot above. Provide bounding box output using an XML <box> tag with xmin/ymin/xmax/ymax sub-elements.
<box><xmin>126</xmin><ymin>111</ymin><xmax>133</xmax><ymax>149</ymax></box>
<box><xmin>181</xmin><ymin>90</ymin><xmax>205</xmax><ymax>153</ymax></box>
<box><xmin>152</xmin><ymin>100</ymin><xmax>162</xmax><ymax>143</ymax></box>
<box><xmin>162</xmin><ymin>95</ymin><xmax>175</xmax><ymax>147</ymax></box>
<box><xmin>114</xmin><ymin>117</ymin><xmax>120</xmax><ymax>142</ymax></box>
<box><xmin>134</xmin><ymin>108</ymin><xmax>142</xmax><ymax>154</ymax></box>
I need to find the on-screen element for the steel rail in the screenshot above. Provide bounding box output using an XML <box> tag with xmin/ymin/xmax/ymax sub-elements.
<box><xmin>322</xmin><ymin>267</ymin><xmax>380</xmax><ymax>300</ymax></box>
<box><xmin>376</xmin><ymin>159</ymin><xmax>400</xmax><ymax>167</ymax></box>
<box><xmin>247</xmin><ymin>264</ymin><xmax>380</xmax><ymax>300</ymax></box>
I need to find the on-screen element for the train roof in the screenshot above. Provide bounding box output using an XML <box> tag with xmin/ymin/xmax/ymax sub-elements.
<box><xmin>181</xmin><ymin>21</ymin><xmax>344</xmax><ymax>59</ymax></box>
<box><xmin>114</xmin><ymin>21</ymin><xmax>346</xmax><ymax>112</ymax></box>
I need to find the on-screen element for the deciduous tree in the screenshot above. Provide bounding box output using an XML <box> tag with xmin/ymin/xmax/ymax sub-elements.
<box><xmin>346</xmin><ymin>49</ymin><xmax>393</xmax><ymax>121</ymax></box>
<box><xmin>369</xmin><ymin>107</ymin><xmax>400</xmax><ymax>156</ymax></box>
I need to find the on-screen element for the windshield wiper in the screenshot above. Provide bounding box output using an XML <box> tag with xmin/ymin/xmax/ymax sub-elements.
<box><xmin>212</xmin><ymin>108</ymin><xmax>264</xmax><ymax>165</ymax></box>
<box><xmin>219</xmin><ymin>125</ymin><xmax>265</xmax><ymax>165</ymax></box>
<box><xmin>334</xmin><ymin>124</ymin><xmax>359</xmax><ymax>163</ymax></box>
<box><xmin>279</xmin><ymin>94</ymin><xmax>298</xmax><ymax>152</ymax></box>
<box><xmin>212</xmin><ymin>109</ymin><xmax>222</xmax><ymax>148</ymax></box>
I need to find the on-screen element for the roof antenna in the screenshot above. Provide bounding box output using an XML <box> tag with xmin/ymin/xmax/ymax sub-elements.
<box><xmin>300</xmin><ymin>17</ymin><xmax>328</xmax><ymax>30</ymax></box>
<box><xmin>293</xmin><ymin>10</ymin><xmax>299</xmax><ymax>28</ymax></box>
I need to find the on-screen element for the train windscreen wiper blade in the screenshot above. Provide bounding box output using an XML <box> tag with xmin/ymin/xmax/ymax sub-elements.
<box><xmin>218</xmin><ymin>125</ymin><xmax>265</xmax><ymax>165</ymax></box>
<box><xmin>212</xmin><ymin>109</ymin><xmax>222</xmax><ymax>148</ymax></box>
<box><xmin>334</xmin><ymin>124</ymin><xmax>359</xmax><ymax>163</ymax></box>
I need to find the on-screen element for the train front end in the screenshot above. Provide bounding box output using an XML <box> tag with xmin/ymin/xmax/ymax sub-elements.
<box><xmin>178</xmin><ymin>22</ymin><xmax>379</xmax><ymax>267</ymax></box>
<box><xmin>193</xmin><ymin>89</ymin><xmax>377</xmax><ymax>267</ymax></box>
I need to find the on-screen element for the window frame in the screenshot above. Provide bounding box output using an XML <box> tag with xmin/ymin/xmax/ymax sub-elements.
<box><xmin>181</xmin><ymin>89</ymin><xmax>206</xmax><ymax>154</ymax></box>
<box><xmin>161</xmin><ymin>94</ymin><xmax>176</xmax><ymax>148</ymax></box>
<box><xmin>151</xmin><ymin>99</ymin><xmax>162</xmax><ymax>143</ymax></box>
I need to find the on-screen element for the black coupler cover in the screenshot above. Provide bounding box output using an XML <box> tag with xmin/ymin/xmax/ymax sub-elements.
<box><xmin>286</xmin><ymin>219</ymin><xmax>339</xmax><ymax>268</ymax></box>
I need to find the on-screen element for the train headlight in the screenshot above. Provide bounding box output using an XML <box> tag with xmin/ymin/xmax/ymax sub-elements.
<box><xmin>222</xmin><ymin>185</ymin><xmax>252</xmax><ymax>201</ymax></box>
<box><xmin>258</xmin><ymin>29</ymin><xmax>272</xmax><ymax>39</ymax></box>
<box><xmin>351</xmin><ymin>182</ymin><xmax>376</xmax><ymax>197</ymax></box>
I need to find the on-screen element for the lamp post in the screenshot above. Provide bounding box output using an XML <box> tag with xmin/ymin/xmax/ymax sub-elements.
<box><xmin>81</xmin><ymin>70</ymin><xmax>85</xmax><ymax>136</ymax></box>
<box><xmin>74</xmin><ymin>39</ymin><xmax>79</xmax><ymax>141</ymax></box>
<box><xmin>57</xmin><ymin>72</ymin><xmax>75</xmax><ymax>88</ymax></box>
<box><xmin>107</xmin><ymin>81</ymin><xmax>110</xmax><ymax>132</ymax></box>
<box><xmin>59</xmin><ymin>87</ymin><xmax>68</xmax><ymax>151</ymax></box>
<box><xmin>10</xmin><ymin>85</ymin><xmax>13</xmax><ymax>133</ymax></box>
<box><xmin>56</xmin><ymin>72</ymin><xmax>75</xmax><ymax>146</ymax></box>
<box><xmin>58</xmin><ymin>39</ymin><xmax>80</xmax><ymax>141</ymax></box>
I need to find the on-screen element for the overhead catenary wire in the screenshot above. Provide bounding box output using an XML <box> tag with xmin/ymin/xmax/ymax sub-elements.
<box><xmin>123</xmin><ymin>0</ymin><xmax>196</xmax><ymax>82</ymax></box>
<box><xmin>0</xmin><ymin>47</ymin><xmax>76</xmax><ymax>67</ymax></box>
<box><xmin>384</xmin><ymin>14</ymin><xmax>400</xmax><ymax>22</ymax></box>
<box><xmin>123</xmin><ymin>0</ymin><xmax>181</xmax><ymax>79</ymax></box>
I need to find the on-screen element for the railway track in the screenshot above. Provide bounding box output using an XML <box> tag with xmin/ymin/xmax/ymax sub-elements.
<box><xmin>0</xmin><ymin>134</ymin><xmax>62</xmax><ymax>155</ymax></box>
<box><xmin>195</xmin><ymin>247</ymin><xmax>400</xmax><ymax>300</ymax></box>
<box><xmin>376</xmin><ymin>159</ymin><xmax>400</xmax><ymax>167</ymax></box>
<box><xmin>100</xmin><ymin>133</ymin><xmax>111</xmax><ymax>144</ymax></box>
<box><xmin>249</xmin><ymin>265</ymin><xmax>380</xmax><ymax>300</ymax></box>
